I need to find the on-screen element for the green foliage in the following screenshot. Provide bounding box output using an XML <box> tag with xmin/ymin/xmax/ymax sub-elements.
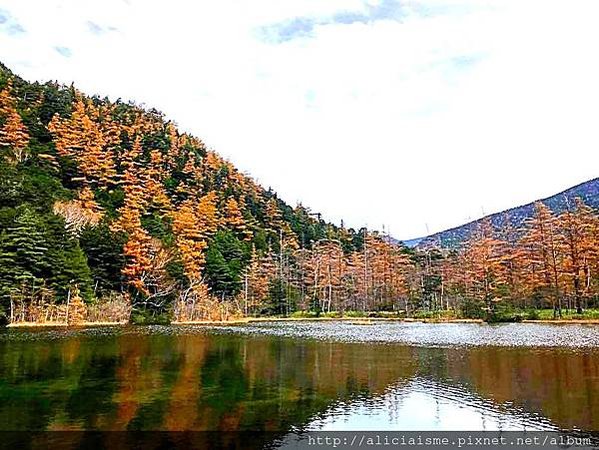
<box><xmin>0</xmin><ymin>207</ymin><xmax>86</xmax><ymax>314</ymax></box>
<box><xmin>267</xmin><ymin>278</ymin><xmax>285</xmax><ymax>315</ymax></box>
<box><xmin>0</xmin><ymin>207</ymin><xmax>48</xmax><ymax>290</ymax></box>
<box><xmin>459</xmin><ymin>298</ymin><xmax>486</xmax><ymax>319</ymax></box>
<box><xmin>487</xmin><ymin>303</ymin><xmax>522</xmax><ymax>323</ymax></box>
<box><xmin>93</xmin><ymin>188</ymin><xmax>124</xmax><ymax>218</ymax></box>
<box><xmin>0</xmin><ymin>204</ymin><xmax>96</xmax><ymax>314</ymax></box>
<box><xmin>50</xmin><ymin>242</ymin><xmax>94</xmax><ymax>302</ymax></box>
<box><xmin>205</xmin><ymin>231</ymin><xmax>250</xmax><ymax>299</ymax></box>
<box><xmin>130</xmin><ymin>307</ymin><xmax>171</xmax><ymax>325</ymax></box>
<box><xmin>0</xmin><ymin>160</ymin><xmax>69</xmax><ymax>211</ymax></box>
<box><xmin>289</xmin><ymin>310</ymin><xmax>319</xmax><ymax>318</ymax></box>
<box><xmin>520</xmin><ymin>308</ymin><xmax>599</xmax><ymax>321</ymax></box>
<box><xmin>141</xmin><ymin>212</ymin><xmax>173</xmax><ymax>242</ymax></box>
<box><xmin>79</xmin><ymin>224</ymin><xmax>126</xmax><ymax>297</ymax></box>
<box><xmin>264</xmin><ymin>277</ymin><xmax>300</xmax><ymax>316</ymax></box>
<box><xmin>342</xmin><ymin>310</ymin><xmax>368</xmax><ymax>318</ymax></box>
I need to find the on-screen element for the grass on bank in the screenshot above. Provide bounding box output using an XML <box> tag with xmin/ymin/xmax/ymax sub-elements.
<box><xmin>287</xmin><ymin>308</ymin><xmax>599</xmax><ymax>323</ymax></box>
<box><xmin>6</xmin><ymin>308</ymin><xmax>599</xmax><ymax>326</ymax></box>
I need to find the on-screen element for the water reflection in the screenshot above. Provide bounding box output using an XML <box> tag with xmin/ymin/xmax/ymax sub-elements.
<box><xmin>0</xmin><ymin>325</ymin><xmax>598</xmax><ymax>434</ymax></box>
<box><xmin>306</xmin><ymin>378</ymin><xmax>555</xmax><ymax>431</ymax></box>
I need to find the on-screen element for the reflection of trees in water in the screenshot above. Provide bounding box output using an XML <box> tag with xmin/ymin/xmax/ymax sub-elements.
<box><xmin>182</xmin><ymin>336</ymin><xmax>417</xmax><ymax>431</ymax></box>
<box><xmin>0</xmin><ymin>334</ymin><xmax>417</xmax><ymax>431</ymax></box>
<box><xmin>1</xmin><ymin>332</ymin><xmax>598</xmax><ymax>432</ymax></box>
<box><xmin>414</xmin><ymin>347</ymin><xmax>599</xmax><ymax>431</ymax></box>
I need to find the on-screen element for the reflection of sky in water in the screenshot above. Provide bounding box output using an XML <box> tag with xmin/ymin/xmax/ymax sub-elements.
<box><xmin>305</xmin><ymin>379</ymin><xmax>556</xmax><ymax>431</ymax></box>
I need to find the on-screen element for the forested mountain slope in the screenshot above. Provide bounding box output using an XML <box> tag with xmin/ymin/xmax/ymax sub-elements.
<box><xmin>1</xmin><ymin>62</ymin><xmax>598</xmax><ymax>325</ymax></box>
<box><xmin>412</xmin><ymin>178</ymin><xmax>599</xmax><ymax>249</ymax></box>
<box><xmin>0</xmin><ymin>62</ymin><xmax>403</xmax><ymax>323</ymax></box>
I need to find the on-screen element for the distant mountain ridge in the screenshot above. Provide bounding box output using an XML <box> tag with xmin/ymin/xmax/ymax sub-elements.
<box><xmin>406</xmin><ymin>178</ymin><xmax>599</xmax><ymax>249</ymax></box>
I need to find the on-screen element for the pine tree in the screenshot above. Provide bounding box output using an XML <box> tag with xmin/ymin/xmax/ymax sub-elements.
<box><xmin>51</xmin><ymin>243</ymin><xmax>94</xmax><ymax>302</ymax></box>
<box><xmin>80</xmin><ymin>223</ymin><xmax>126</xmax><ymax>296</ymax></box>
<box><xmin>0</xmin><ymin>208</ymin><xmax>48</xmax><ymax>319</ymax></box>
<box><xmin>6</xmin><ymin>208</ymin><xmax>48</xmax><ymax>281</ymax></box>
<box><xmin>205</xmin><ymin>231</ymin><xmax>248</xmax><ymax>300</ymax></box>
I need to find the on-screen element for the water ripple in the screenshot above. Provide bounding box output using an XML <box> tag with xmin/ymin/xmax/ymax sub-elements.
<box><xmin>207</xmin><ymin>321</ymin><xmax>599</xmax><ymax>348</ymax></box>
<box><xmin>1</xmin><ymin>321</ymin><xmax>598</xmax><ymax>348</ymax></box>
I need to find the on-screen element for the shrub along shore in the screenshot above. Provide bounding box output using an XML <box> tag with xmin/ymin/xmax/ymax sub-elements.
<box><xmin>6</xmin><ymin>308</ymin><xmax>599</xmax><ymax>327</ymax></box>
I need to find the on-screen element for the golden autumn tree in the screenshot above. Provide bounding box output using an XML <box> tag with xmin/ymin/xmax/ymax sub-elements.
<box><xmin>0</xmin><ymin>82</ymin><xmax>29</xmax><ymax>164</ymax></box>
<box><xmin>197</xmin><ymin>191</ymin><xmax>220</xmax><ymax>239</ymax></box>
<box><xmin>48</xmin><ymin>96</ymin><xmax>117</xmax><ymax>186</ymax></box>
<box><xmin>265</xmin><ymin>197</ymin><xmax>283</xmax><ymax>230</ymax></box>
<box><xmin>521</xmin><ymin>202</ymin><xmax>564</xmax><ymax>316</ymax></box>
<box><xmin>224</xmin><ymin>197</ymin><xmax>251</xmax><ymax>240</ymax></box>
<box><xmin>98</xmin><ymin>104</ymin><xmax>122</xmax><ymax>154</ymax></box>
<box><xmin>342</xmin><ymin>251</ymin><xmax>365</xmax><ymax>311</ymax></box>
<box><xmin>495</xmin><ymin>217</ymin><xmax>526</xmax><ymax>307</ymax></box>
<box><xmin>558</xmin><ymin>198</ymin><xmax>597</xmax><ymax>313</ymax></box>
<box><xmin>142</xmin><ymin>150</ymin><xmax>172</xmax><ymax>213</ymax></box>
<box><xmin>307</xmin><ymin>240</ymin><xmax>345</xmax><ymax>313</ymax></box>
<box><xmin>0</xmin><ymin>80</ymin><xmax>14</xmax><ymax>116</ymax></box>
<box><xmin>67</xmin><ymin>284</ymin><xmax>87</xmax><ymax>325</ymax></box>
<box><xmin>111</xmin><ymin>151</ymin><xmax>154</xmax><ymax>297</ymax></box>
<box><xmin>172</xmin><ymin>198</ymin><xmax>207</xmax><ymax>282</ymax></box>
<box><xmin>242</xmin><ymin>246</ymin><xmax>276</xmax><ymax>315</ymax></box>
<box><xmin>120</xmin><ymin>214</ymin><xmax>153</xmax><ymax>295</ymax></box>
<box><xmin>460</xmin><ymin>219</ymin><xmax>507</xmax><ymax>314</ymax></box>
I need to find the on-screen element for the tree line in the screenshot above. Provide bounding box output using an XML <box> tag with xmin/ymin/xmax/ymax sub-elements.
<box><xmin>0</xmin><ymin>65</ymin><xmax>597</xmax><ymax>324</ymax></box>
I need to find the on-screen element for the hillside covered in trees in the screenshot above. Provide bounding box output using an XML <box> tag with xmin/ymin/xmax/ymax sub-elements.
<box><xmin>0</xmin><ymin>62</ymin><xmax>394</xmax><ymax>324</ymax></box>
<box><xmin>0</xmin><ymin>62</ymin><xmax>598</xmax><ymax>324</ymax></box>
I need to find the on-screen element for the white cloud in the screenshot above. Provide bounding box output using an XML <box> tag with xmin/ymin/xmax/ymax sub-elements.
<box><xmin>0</xmin><ymin>0</ymin><xmax>597</xmax><ymax>239</ymax></box>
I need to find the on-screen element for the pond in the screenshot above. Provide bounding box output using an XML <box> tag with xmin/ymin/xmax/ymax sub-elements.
<box><xmin>0</xmin><ymin>322</ymin><xmax>598</xmax><ymax>445</ymax></box>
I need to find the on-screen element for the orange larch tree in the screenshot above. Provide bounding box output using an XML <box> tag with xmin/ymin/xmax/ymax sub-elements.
<box><xmin>460</xmin><ymin>219</ymin><xmax>507</xmax><ymax>314</ymax></box>
<box><xmin>224</xmin><ymin>197</ymin><xmax>251</xmax><ymax>240</ymax></box>
<box><xmin>520</xmin><ymin>202</ymin><xmax>565</xmax><ymax>316</ymax></box>
<box><xmin>48</xmin><ymin>96</ymin><xmax>117</xmax><ymax>187</ymax></box>
<box><xmin>0</xmin><ymin>82</ymin><xmax>29</xmax><ymax>164</ymax></box>
<box><xmin>558</xmin><ymin>198</ymin><xmax>597</xmax><ymax>313</ymax></box>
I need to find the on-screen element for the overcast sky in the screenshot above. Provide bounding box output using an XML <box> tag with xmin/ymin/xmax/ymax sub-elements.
<box><xmin>1</xmin><ymin>0</ymin><xmax>598</xmax><ymax>239</ymax></box>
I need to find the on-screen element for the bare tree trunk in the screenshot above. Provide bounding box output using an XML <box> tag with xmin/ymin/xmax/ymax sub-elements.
<box><xmin>244</xmin><ymin>272</ymin><xmax>249</xmax><ymax>316</ymax></box>
<box><xmin>66</xmin><ymin>287</ymin><xmax>71</xmax><ymax>324</ymax></box>
<box><xmin>363</xmin><ymin>227</ymin><xmax>368</xmax><ymax>311</ymax></box>
<box><xmin>313</xmin><ymin>259</ymin><xmax>320</xmax><ymax>313</ymax></box>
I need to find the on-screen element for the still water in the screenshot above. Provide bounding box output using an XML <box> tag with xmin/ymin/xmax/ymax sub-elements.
<box><xmin>0</xmin><ymin>322</ymin><xmax>598</xmax><ymax>435</ymax></box>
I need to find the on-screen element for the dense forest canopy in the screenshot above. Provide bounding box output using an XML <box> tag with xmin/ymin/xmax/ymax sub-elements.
<box><xmin>0</xmin><ymin>62</ymin><xmax>597</xmax><ymax>324</ymax></box>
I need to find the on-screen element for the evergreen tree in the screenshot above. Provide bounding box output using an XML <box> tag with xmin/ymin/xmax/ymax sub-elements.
<box><xmin>80</xmin><ymin>223</ymin><xmax>126</xmax><ymax>296</ymax></box>
<box><xmin>204</xmin><ymin>231</ymin><xmax>249</xmax><ymax>299</ymax></box>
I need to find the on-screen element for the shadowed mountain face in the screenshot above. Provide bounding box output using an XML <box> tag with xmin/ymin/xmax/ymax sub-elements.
<box><xmin>408</xmin><ymin>178</ymin><xmax>598</xmax><ymax>249</ymax></box>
